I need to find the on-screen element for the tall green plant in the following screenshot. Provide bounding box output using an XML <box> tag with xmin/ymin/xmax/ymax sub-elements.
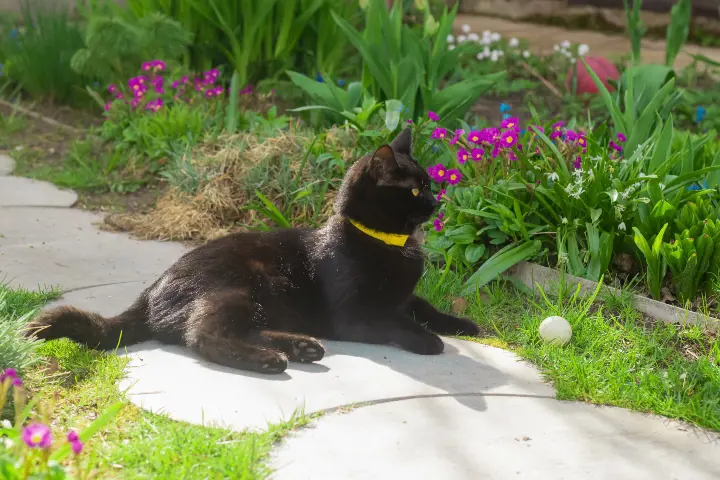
<box><xmin>665</xmin><ymin>0</ymin><xmax>691</xmax><ymax>68</ymax></box>
<box><xmin>332</xmin><ymin>0</ymin><xmax>505</xmax><ymax>122</ymax></box>
<box><xmin>0</xmin><ymin>2</ymin><xmax>87</xmax><ymax>106</ymax></box>
<box><xmin>623</xmin><ymin>0</ymin><xmax>645</xmax><ymax>66</ymax></box>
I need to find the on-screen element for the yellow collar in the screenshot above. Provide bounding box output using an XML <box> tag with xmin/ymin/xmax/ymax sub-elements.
<box><xmin>348</xmin><ymin>219</ymin><xmax>409</xmax><ymax>247</ymax></box>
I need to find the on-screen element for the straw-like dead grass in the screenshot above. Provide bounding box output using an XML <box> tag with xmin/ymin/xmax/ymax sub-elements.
<box><xmin>106</xmin><ymin>128</ymin><xmax>357</xmax><ymax>243</ymax></box>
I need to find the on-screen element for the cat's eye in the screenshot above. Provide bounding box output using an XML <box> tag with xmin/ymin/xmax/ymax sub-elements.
<box><xmin>412</xmin><ymin>188</ymin><xmax>420</xmax><ymax>197</ymax></box>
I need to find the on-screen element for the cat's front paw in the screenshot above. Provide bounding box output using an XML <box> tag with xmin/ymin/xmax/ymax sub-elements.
<box><xmin>454</xmin><ymin>317</ymin><xmax>481</xmax><ymax>337</ymax></box>
<box><xmin>393</xmin><ymin>332</ymin><xmax>444</xmax><ymax>355</ymax></box>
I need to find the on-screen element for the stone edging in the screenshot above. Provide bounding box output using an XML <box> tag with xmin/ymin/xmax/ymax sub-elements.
<box><xmin>507</xmin><ymin>261</ymin><xmax>720</xmax><ymax>333</ymax></box>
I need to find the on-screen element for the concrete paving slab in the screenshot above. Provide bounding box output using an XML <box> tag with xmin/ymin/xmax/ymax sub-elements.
<box><xmin>118</xmin><ymin>339</ymin><xmax>554</xmax><ymax>431</ymax></box>
<box><xmin>0</xmin><ymin>176</ymin><xmax>77</xmax><ymax>207</ymax></box>
<box><xmin>47</xmin><ymin>281</ymin><xmax>152</xmax><ymax>312</ymax></box>
<box><xmin>0</xmin><ymin>154</ymin><xmax>15</xmax><ymax>175</ymax></box>
<box><xmin>0</xmin><ymin>207</ymin><xmax>187</xmax><ymax>290</ymax></box>
<box><xmin>272</xmin><ymin>395</ymin><xmax>720</xmax><ymax>480</ymax></box>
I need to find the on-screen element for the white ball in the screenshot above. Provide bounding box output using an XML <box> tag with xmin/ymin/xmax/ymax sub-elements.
<box><xmin>539</xmin><ymin>316</ymin><xmax>572</xmax><ymax>346</ymax></box>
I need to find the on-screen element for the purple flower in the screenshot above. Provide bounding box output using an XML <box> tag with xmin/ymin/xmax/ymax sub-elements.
<box><xmin>533</xmin><ymin>125</ymin><xmax>545</xmax><ymax>133</ymax></box>
<box><xmin>565</xmin><ymin>130</ymin><xmax>579</xmax><ymax>142</ymax></box>
<box><xmin>500</xmin><ymin>117</ymin><xmax>520</xmax><ymax>131</ymax></box>
<box><xmin>171</xmin><ymin>80</ymin><xmax>181</xmax><ymax>89</ymax></box>
<box><xmin>431</xmin><ymin>127</ymin><xmax>448</xmax><ymax>140</ymax></box>
<box><xmin>449</xmin><ymin>129</ymin><xmax>464</xmax><ymax>145</ymax></box>
<box><xmin>108</xmin><ymin>84</ymin><xmax>118</xmax><ymax>94</ymax></box>
<box><xmin>407</xmin><ymin>119</ymin><xmax>413</xmax><ymax>124</ymax></box>
<box><xmin>141</xmin><ymin>61</ymin><xmax>153</xmax><ymax>71</ymax></box>
<box><xmin>239</xmin><ymin>85</ymin><xmax>254</xmax><ymax>95</ymax></box>
<box><xmin>491</xmin><ymin>142</ymin><xmax>501</xmax><ymax>158</ymax></box>
<box><xmin>22</xmin><ymin>424</ymin><xmax>52</xmax><ymax>449</ymax></box>
<box><xmin>471</xmin><ymin>148</ymin><xmax>484</xmax><ymax>161</ymax></box>
<box><xmin>573</xmin><ymin>156</ymin><xmax>582</xmax><ymax>169</ymax></box>
<box><xmin>145</xmin><ymin>98</ymin><xmax>163</xmax><ymax>112</ymax></box>
<box><xmin>480</xmin><ymin>128</ymin><xmax>499</xmax><ymax>143</ymax></box>
<box><xmin>2</xmin><ymin>368</ymin><xmax>17</xmax><ymax>380</ymax></box>
<box><xmin>428</xmin><ymin>164</ymin><xmax>447</xmax><ymax>183</ymax></box>
<box><xmin>104</xmin><ymin>102</ymin><xmax>112</xmax><ymax>111</ymax></box>
<box><xmin>549</xmin><ymin>130</ymin><xmax>563</xmax><ymax>140</ymax></box>
<box><xmin>128</xmin><ymin>76</ymin><xmax>147</xmax><ymax>96</ymax></box>
<box><xmin>577</xmin><ymin>135</ymin><xmax>587</xmax><ymax>149</ymax></box>
<box><xmin>508</xmin><ymin>152</ymin><xmax>518</xmax><ymax>161</ymax></box>
<box><xmin>428</xmin><ymin>111</ymin><xmax>439</xmax><ymax>121</ymax></box>
<box><xmin>457</xmin><ymin>148</ymin><xmax>469</xmax><ymax>164</ymax></box>
<box><xmin>446</xmin><ymin>169</ymin><xmax>462</xmax><ymax>185</ymax></box>
<box><xmin>552</xmin><ymin>121</ymin><xmax>565</xmax><ymax>131</ymax></box>
<box><xmin>436</xmin><ymin>189</ymin><xmax>446</xmax><ymax>201</ymax></box>
<box><xmin>67</xmin><ymin>431</ymin><xmax>83</xmax><ymax>455</ymax></box>
<box><xmin>433</xmin><ymin>216</ymin><xmax>445</xmax><ymax>231</ymax></box>
<box><xmin>467</xmin><ymin>130</ymin><xmax>483</xmax><ymax>144</ymax></box>
<box><xmin>499</xmin><ymin>130</ymin><xmax>518</xmax><ymax>148</ymax></box>
<box><xmin>609</xmin><ymin>141</ymin><xmax>623</xmax><ymax>153</ymax></box>
<box><xmin>617</xmin><ymin>132</ymin><xmax>627</xmax><ymax>142</ymax></box>
<box><xmin>12</xmin><ymin>377</ymin><xmax>22</xmax><ymax>387</ymax></box>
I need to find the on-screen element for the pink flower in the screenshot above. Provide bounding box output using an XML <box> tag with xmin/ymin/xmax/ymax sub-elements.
<box><xmin>436</xmin><ymin>189</ymin><xmax>446</xmax><ymax>201</ymax></box>
<box><xmin>22</xmin><ymin>424</ymin><xmax>52</xmax><ymax>449</ymax></box>
<box><xmin>446</xmin><ymin>169</ymin><xmax>462</xmax><ymax>185</ymax></box>
<box><xmin>479</xmin><ymin>128</ymin><xmax>499</xmax><ymax>143</ymax></box>
<box><xmin>457</xmin><ymin>148</ymin><xmax>469</xmax><ymax>164</ymax></box>
<box><xmin>449</xmin><ymin>129</ymin><xmax>464</xmax><ymax>145</ymax></box>
<box><xmin>573</xmin><ymin>156</ymin><xmax>582</xmax><ymax>169</ymax></box>
<box><xmin>141</xmin><ymin>61</ymin><xmax>153</xmax><ymax>71</ymax></box>
<box><xmin>499</xmin><ymin>130</ymin><xmax>518</xmax><ymax>148</ymax></box>
<box><xmin>550</xmin><ymin>130</ymin><xmax>562</xmax><ymax>140</ymax></box>
<box><xmin>552</xmin><ymin>121</ymin><xmax>565</xmax><ymax>131</ymax></box>
<box><xmin>145</xmin><ymin>98</ymin><xmax>163</xmax><ymax>112</ymax></box>
<box><xmin>533</xmin><ymin>125</ymin><xmax>545</xmax><ymax>133</ymax></box>
<box><xmin>433</xmin><ymin>212</ymin><xmax>445</xmax><ymax>231</ymax></box>
<box><xmin>67</xmin><ymin>431</ymin><xmax>83</xmax><ymax>455</ymax></box>
<box><xmin>108</xmin><ymin>84</ymin><xmax>118</xmax><ymax>94</ymax></box>
<box><xmin>617</xmin><ymin>132</ymin><xmax>627</xmax><ymax>142</ymax></box>
<box><xmin>565</xmin><ymin>130</ymin><xmax>579</xmax><ymax>142</ymax></box>
<box><xmin>609</xmin><ymin>141</ymin><xmax>623</xmax><ymax>153</ymax></box>
<box><xmin>577</xmin><ymin>135</ymin><xmax>587</xmax><ymax>148</ymax></box>
<box><xmin>152</xmin><ymin>60</ymin><xmax>166</xmax><ymax>71</ymax></box>
<box><xmin>471</xmin><ymin>148</ymin><xmax>484</xmax><ymax>161</ymax></box>
<box><xmin>431</xmin><ymin>127</ymin><xmax>448</xmax><ymax>140</ymax></box>
<box><xmin>428</xmin><ymin>164</ymin><xmax>448</xmax><ymax>182</ymax></box>
<box><xmin>467</xmin><ymin>130</ymin><xmax>483</xmax><ymax>144</ymax></box>
<box><xmin>508</xmin><ymin>152</ymin><xmax>517</xmax><ymax>161</ymax></box>
<box><xmin>428</xmin><ymin>111</ymin><xmax>439</xmax><ymax>121</ymax></box>
<box><xmin>500</xmin><ymin>117</ymin><xmax>520</xmax><ymax>131</ymax></box>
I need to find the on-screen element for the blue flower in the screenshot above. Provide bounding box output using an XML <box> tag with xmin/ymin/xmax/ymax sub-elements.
<box><xmin>696</xmin><ymin>106</ymin><xmax>707</xmax><ymax>124</ymax></box>
<box><xmin>687</xmin><ymin>183</ymin><xmax>702</xmax><ymax>191</ymax></box>
<box><xmin>520</xmin><ymin>129</ymin><xmax>526</xmax><ymax>136</ymax></box>
<box><xmin>9</xmin><ymin>28</ymin><xmax>18</xmax><ymax>40</ymax></box>
<box><xmin>316</xmin><ymin>73</ymin><xmax>324</xmax><ymax>83</ymax></box>
<box><xmin>499</xmin><ymin>103</ymin><xmax>511</xmax><ymax>113</ymax></box>
<box><xmin>431</xmin><ymin>146</ymin><xmax>440</xmax><ymax>153</ymax></box>
<box><xmin>502</xmin><ymin>113</ymin><xmax>512</xmax><ymax>120</ymax></box>
<box><xmin>337</xmin><ymin>79</ymin><xmax>345</xmax><ymax>86</ymax></box>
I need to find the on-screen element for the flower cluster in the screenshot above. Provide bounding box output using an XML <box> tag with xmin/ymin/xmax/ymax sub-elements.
<box><xmin>104</xmin><ymin>60</ymin><xmax>238</xmax><ymax>114</ymax></box>
<box><xmin>552</xmin><ymin>40</ymin><xmax>590</xmax><ymax>64</ymax></box>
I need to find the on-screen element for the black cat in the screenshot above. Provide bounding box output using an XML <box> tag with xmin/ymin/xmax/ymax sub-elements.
<box><xmin>28</xmin><ymin>128</ymin><xmax>480</xmax><ymax>374</ymax></box>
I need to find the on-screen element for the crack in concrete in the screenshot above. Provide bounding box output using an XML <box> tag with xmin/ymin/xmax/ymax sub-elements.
<box><xmin>61</xmin><ymin>280</ymin><xmax>150</xmax><ymax>295</ymax></box>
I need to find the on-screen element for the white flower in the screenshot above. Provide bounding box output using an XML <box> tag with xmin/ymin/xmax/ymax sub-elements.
<box><xmin>497</xmin><ymin>50</ymin><xmax>504</xmax><ymax>56</ymax></box>
<box><xmin>561</xmin><ymin>217</ymin><xmax>568</xmax><ymax>224</ymax></box>
<box><xmin>457</xmin><ymin>34</ymin><xmax>467</xmax><ymax>43</ymax></box>
<box><xmin>447</xmin><ymin>34</ymin><xmax>455</xmax><ymax>43</ymax></box>
<box><xmin>578</xmin><ymin>44</ymin><xmax>589</xmax><ymax>56</ymax></box>
<box><xmin>570</xmin><ymin>58</ymin><xmax>576</xmax><ymax>64</ymax></box>
<box><xmin>490</xmin><ymin>32</ymin><xmax>501</xmax><ymax>42</ymax></box>
<box><xmin>0</xmin><ymin>419</ymin><xmax>11</xmax><ymax>429</ymax></box>
<box><xmin>618</xmin><ymin>222</ymin><xmax>626</xmax><ymax>231</ymax></box>
<box><xmin>461</xmin><ymin>24</ymin><xmax>471</xmax><ymax>33</ymax></box>
<box><xmin>561</xmin><ymin>40</ymin><xmax>571</xmax><ymax>48</ymax></box>
<box><xmin>490</xmin><ymin>51</ymin><xmax>499</xmax><ymax>62</ymax></box>
<box><xmin>509</xmin><ymin>37</ymin><xmax>519</xmax><ymax>47</ymax></box>
<box><xmin>3</xmin><ymin>438</ymin><xmax>13</xmax><ymax>449</ymax></box>
<box><xmin>476</xmin><ymin>52</ymin><xmax>484</xmax><ymax>60</ymax></box>
<box><xmin>553</xmin><ymin>45</ymin><xmax>560</xmax><ymax>52</ymax></box>
<box><xmin>448</xmin><ymin>45</ymin><xmax>455</xmax><ymax>51</ymax></box>
<box><xmin>468</xmin><ymin>33</ymin><xmax>479</xmax><ymax>42</ymax></box>
<box><xmin>522</xmin><ymin>50</ymin><xmax>530</xmax><ymax>58</ymax></box>
<box><xmin>483</xmin><ymin>46</ymin><xmax>491</xmax><ymax>56</ymax></box>
<box><xmin>546</xmin><ymin>172</ymin><xmax>560</xmax><ymax>182</ymax></box>
<box><xmin>680</xmin><ymin>372</ymin><xmax>687</xmax><ymax>380</ymax></box>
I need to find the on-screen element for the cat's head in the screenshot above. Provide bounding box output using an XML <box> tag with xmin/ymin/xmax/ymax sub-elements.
<box><xmin>336</xmin><ymin>127</ymin><xmax>439</xmax><ymax>234</ymax></box>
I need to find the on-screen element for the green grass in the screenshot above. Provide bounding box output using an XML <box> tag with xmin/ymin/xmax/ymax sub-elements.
<box><xmin>416</xmin><ymin>264</ymin><xmax>720</xmax><ymax>431</ymax></box>
<box><xmin>0</xmin><ymin>283</ymin><xmax>58</xmax><ymax>373</ymax></box>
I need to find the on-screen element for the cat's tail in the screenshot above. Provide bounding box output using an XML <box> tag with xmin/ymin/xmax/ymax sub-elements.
<box><xmin>26</xmin><ymin>297</ymin><xmax>151</xmax><ymax>350</ymax></box>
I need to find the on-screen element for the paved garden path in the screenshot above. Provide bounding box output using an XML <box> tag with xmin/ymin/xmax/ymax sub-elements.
<box><xmin>1</xmin><ymin>153</ymin><xmax>719</xmax><ymax>479</ymax></box>
<box><xmin>455</xmin><ymin>15</ymin><xmax>720</xmax><ymax>71</ymax></box>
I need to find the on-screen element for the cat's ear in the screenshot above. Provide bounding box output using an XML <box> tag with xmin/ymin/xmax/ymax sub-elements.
<box><xmin>369</xmin><ymin>145</ymin><xmax>399</xmax><ymax>174</ymax></box>
<box><xmin>390</xmin><ymin>127</ymin><xmax>412</xmax><ymax>156</ymax></box>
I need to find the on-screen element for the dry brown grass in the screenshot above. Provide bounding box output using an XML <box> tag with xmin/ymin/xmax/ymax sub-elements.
<box><xmin>107</xmin><ymin>128</ymin><xmax>357</xmax><ymax>243</ymax></box>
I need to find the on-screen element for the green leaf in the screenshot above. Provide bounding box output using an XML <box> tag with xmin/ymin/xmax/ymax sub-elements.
<box><xmin>465</xmin><ymin>243</ymin><xmax>486</xmax><ymax>263</ymax></box>
<box><xmin>460</xmin><ymin>240</ymin><xmax>542</xmax><ymax>295</ymax></box>
<box><xmin>51</xmin><ymin>401</ymin><xmax>123</xmax><ymax>462</ymax></box>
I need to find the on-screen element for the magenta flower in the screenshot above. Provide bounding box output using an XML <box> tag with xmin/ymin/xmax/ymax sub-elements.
<box><xmin>549</xmin><ymin>130</ymin><xmax>563</xmax><ymax>140</ymax></box>
<box><xmin>428</xmin><ymin>164</ymin><xmax>448</xmax><ymax>183</ymax></box>
<box><xmin>12</xmin><ymin>377</ymin><xmax>22</xmax><ymax>387</ymax></box>
<box><xmin>551</xmin><ymin>121</ymin><xmax>565</xmax><ymax>131</ymax></box>
<box><xmin>446</xmin><ymin>169</ymin><xmax>462</xmax><ymax>185</ymax></box>
<box><xmin>130</xmin><ymin>98</ymin><xmax>140</xmax><ymax>109</ymax></box>
<box><xmin>565</xmin><ymin>130</ymin><xmax>579</xmax><ymax>142</ymax></box>
<box><xmin>508</xmin><ymin>152</ymin><xmax>517</xmax><ymax>161</ymax></box>
<box><xmin>457</xmin><ymin>148</ymin><xmax>469</xmax><ymax>164</ymax></box>
<box><xmin>467</xmin><ymin>130</ymin><xmax>482</xmax><ymax>144</ymax></box>
<box><xmin>479</xmin><ymin>127</ymin><xmax>499</xmax><ymax>143</ymax></box>
<box><xmin>1</xmin><ymin>368</ymin><xmax>17</xmax><ymax>380</ymax></box>
<box><xmin>500</xmin><ymin>117</ymin><xmax>520</xmax><ymax>131</ymax></box>
<box><xmin>431</xmin><ymin>127</ymin><xmax>448</xmax><ymax>140</ymax></box>
<box><xmin>573</xmin><ymin>156</ymin><xmax>582</xmax><ymax>169</ymax></box>
<box><xmin>104</xmin><ymin>102</ymin><xmax>112</xmax><ymax>112</ymax></box>
<box><xmin>67</xmin><ymin>431</ymin><xmax>83</xmax><ymax>455</ymax></box>
<box><xmin>449</xmin><ymin>129</ymin><xmax>464</xmax><ymax>145</ymax></box>
<box><xmin>114</xmin><ymin>92</ymin><xmax>124</xmax><ymax>100</ymax></box>
<box><xmin>617</xmin><ymin>132</ymin><xmax>627</xmax><ymax>142</ymax></box>
<box><xmin>491</xmin><ymin>142</ymin><xmax>501</xmax><ymax>158</ymax></box>
<box><xmin>609</xmin><ymin>141</ymin><xmax>623</xmax><ymax>153</ymax></box>
<box><xmin>146</xmin><ymin>98</ymin><xmax>163</xmax><ymax>112</ymax></box>
<box><xmin>407</xmin><ymin>119</ymin><xmax>413</xmax><ymax>124</ymax></box>
<box><xmin>152</xmin><ymin>60</ymin><xmax>166</xmax><ymax>71</ymax></box>
<box><xmin>128</xmin><ymin>76</ymin><xmax>148</xmax><ymax>96</ymax></box>
<box><xmin>141</xmin><ymin>61</ymin><xmax>153</xmax><ymax>71</ymax></box>
<box><xmin>428</xmin><ymin>111</ymin><xmax>439</xmax><ymax>121</ymax></box>
<box><xmin>471</xmin><ymin>148</ymin><xmax>484</xmax><ymax>161</ymax></box>
<box><xmin>108</xmin><ymin>84</ymin><xmax>118</xmax><ymax>94</ymax></box>
<box><xmin>533</xmin><ymin>125</ymin><xmax>545</xmax><ymax>133</ymax></box>
<box><xmin>577</xmin><ymin>135</ymin><xmax>587</xmax><ymax>149</ymax></box>
<box><xmin>436</xmin><ymin>189</ymin><xmax>446</xmax><ymax>201</ymax></box>
<box><xmin>239</xmin><ymin>84</ymin><xmax>254</xmax><ymax>95</ymax></box>
<box><xmin>499</xmin><ymin>130</ymin><xmax>518</xmax><ymax>148</ymax></box>
<box><xmin>22</xmin><ymin>424</ymin><xmax>52</xmax><ymax>449</ymax></box>
<box><xmin>433</xmin><ymin>212</ymin><xmax>445</xmax><ymax>231</ymax></box>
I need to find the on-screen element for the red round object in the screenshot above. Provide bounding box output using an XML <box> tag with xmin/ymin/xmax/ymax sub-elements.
<box><xmin>565</xmin><ymin>56</ymin><xmax>620</xmax><ymax>95</ymax></box>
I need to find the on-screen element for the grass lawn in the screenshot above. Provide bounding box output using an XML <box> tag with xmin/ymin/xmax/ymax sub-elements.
<box><xmin>417</xmin><ymin>265</ymin><xmax>720</xmax><ymax>431</ymax></box>
<box><xmin>0</xmin><ymin>283</ymin><xmax>313</xmax><ymax>479</ymax></box>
